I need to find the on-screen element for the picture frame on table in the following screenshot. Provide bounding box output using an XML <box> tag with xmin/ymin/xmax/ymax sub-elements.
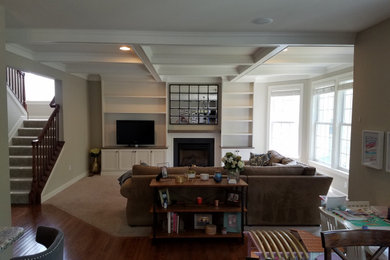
<box><xmin>158</xmin><ymin>188</ymin><xmax>171</xmax><ymax>207</ymax></box>
<box><xmin>386</xmin><ymin>132</ymin><xmax>390</xmax><ymax>172</ymax></box>
<box><xmin>226</xmin><ymin>192</ymin><xmax>240</xmax><ymax>206</ymax></box>
<box><xmin>223</xmin><ymin>212</ymin><xmax>241</xmax><ymax>233</ymax></box>
<box><xmin>362</xmin><ymin>130</ymin><xmax>384</xmax><ymax>169</ymax></box>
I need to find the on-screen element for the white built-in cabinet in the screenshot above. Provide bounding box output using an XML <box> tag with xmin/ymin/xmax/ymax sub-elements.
<box><xmin>101</xmin><ymin>148</ymin><xmax>167</xmax><ymax>175</ymax></box>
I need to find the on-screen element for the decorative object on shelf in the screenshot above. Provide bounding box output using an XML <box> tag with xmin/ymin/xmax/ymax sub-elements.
<box><xmin>194</xmin><ymin>214</ymin><xmax>212</xmax><ymax>229</ymax></box>
<box><xmin>185</xmin><ymin>170</ymin><xmax>196</xmax><ymax>180</ymax></box>
<box><xmin>362</xmin><ymin>130</ymin><xmax>384</xmax><ymax>169</ymax></box>
<box><xmin>200</xmin><ymin>173</ymin><xmax>209</xmax><ymax>181</ymax></box>
<box><xmin>213</xmin><ymin>172</ymin><xmax>222</xmax><ymax>183</ymax></box>
<box><xmin>222</xmin><ymin>152</ymin><xmax>244</xmax><ymax>184</ymax></box>
<box><xmin>175</xmin><ymin>175</ymin><xmax>186</xmax><ymax>183</ymax></box>
<box><xmin>205</xmin><ymin>224</ymin><xmax>217</xmax><ymax>235</ymax></box>
<box><xmin>156</xmin><ymin>162</ymin><xmax>169</xmax><ymax>181</ymax></box>
<box><xmin>196</xmin><ymin>196</ymin><xmax>203</xmax><ymax>205</ymax></box>
<box><xmin>158</xmin><ymin>189</ymin><xmax>170</xmax><ymax>208</ymax></box>
<box><xmin>89</xmin><ymin>148</ymin><xmax>101</xmax><ymax>176</ymax></box>
<box><xmin>226</xmin><ymin>192</ymin><xmax>240</xmax><ymax>206</ymax></box>
<box><xmin>224</xmin><ymin>213</ymin><xmax>241</xmax><ymax>233</ymax></box>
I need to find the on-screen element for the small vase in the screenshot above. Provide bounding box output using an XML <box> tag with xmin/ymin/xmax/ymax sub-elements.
<box><xmin>90</xmin><ymin>157</ymin><xmax>99</xmax><ymax>175</ymax></box>
<box><xmin>227</xmin><ymin>169</ymin><xmax>240</xmax><ymax>184</ymax></box>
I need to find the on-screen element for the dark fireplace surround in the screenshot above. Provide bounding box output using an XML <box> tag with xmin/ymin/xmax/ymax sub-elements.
<box><xmin>174</xmin><ymin>138</ymin><xmax>214</xmax><ymax>167</ymax></box>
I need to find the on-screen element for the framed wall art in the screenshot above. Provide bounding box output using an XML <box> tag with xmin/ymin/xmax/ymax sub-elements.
<box><xmin>362</xmin><ymin>130</ymin><xmax>384</xmax><ymax>169</ymax></box>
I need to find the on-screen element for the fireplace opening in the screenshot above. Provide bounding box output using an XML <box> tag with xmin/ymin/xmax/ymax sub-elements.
<box><xmin>174</xmin><ymin>138</ymin><xmax>214</xmax><ymax>167</ymax></box>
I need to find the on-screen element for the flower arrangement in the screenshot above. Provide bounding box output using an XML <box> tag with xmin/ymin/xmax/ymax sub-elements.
<box><xmin>222</xmin><ymin>152</ymin><xmax>245</xmax><ymax>173</ymax></box>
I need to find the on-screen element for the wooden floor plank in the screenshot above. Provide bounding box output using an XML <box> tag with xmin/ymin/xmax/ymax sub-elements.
<box><xmin>12</xmin><ymin>204</ymin><xmax>247</xmax><ymax>260</ymax></box>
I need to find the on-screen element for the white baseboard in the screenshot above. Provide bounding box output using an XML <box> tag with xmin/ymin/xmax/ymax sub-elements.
<box><xmin>41</xmin><ymin>172</ymin><xmax>88</xmax><ymax>203</ymax></box>
<box><xmin>8</xmin><ymin>116</ymin><xmax>26</xmax><ymax>144</ymax></box>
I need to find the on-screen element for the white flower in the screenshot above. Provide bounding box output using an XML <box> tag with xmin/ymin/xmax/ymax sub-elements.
<box><xmin>237</xmin><ymin>161</ymin><xmax>244</xmax><ymax>169</ymax></box>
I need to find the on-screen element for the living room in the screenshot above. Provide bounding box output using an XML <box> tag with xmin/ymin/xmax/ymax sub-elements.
<box><xmin>1</xmin><ymin>1</ymin><xmax>390</xmax><ymax>259</ymax></box>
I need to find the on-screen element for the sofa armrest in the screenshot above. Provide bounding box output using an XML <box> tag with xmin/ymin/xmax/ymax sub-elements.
<box><xmin>120</xmin><ymin>178</ymin><xmax>133</xmax><ymax>198</ymax></box>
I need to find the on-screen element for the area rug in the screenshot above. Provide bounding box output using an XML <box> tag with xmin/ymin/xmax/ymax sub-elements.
<box><xmin>44</xmin><ymin>175</ymin><xmax>151</xmax><ymax>237</ymax></box>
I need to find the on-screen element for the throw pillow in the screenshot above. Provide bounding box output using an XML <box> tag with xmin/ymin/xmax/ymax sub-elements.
<box><xmin>117</xmin><ymin>169</ymin><xmax>132</xmax><ymax>186</ymax></box>
<box><xmin>249</xmin><ymin>152</ymin><xmax>271</xmax><ymax>166</ymax></box>
<box><xmin>267</xmin><ymin>150</ymin><xmax>284</xmax><ymax>164</ymax></box>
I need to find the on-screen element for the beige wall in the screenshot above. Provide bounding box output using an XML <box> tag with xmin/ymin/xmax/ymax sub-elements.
<box><xmin>349</xmin><ymin>18</ymin><xmax>390</xmax><ymax>204</ymax></box>
<box><xmin>0</xmin><ymin>6</ymin><xmax>11</xmax><ymax>228</ymax></box>
<box><xmin>88</xmin><ymin>80</ymin><xmax>102</xmax><ymax>149</ymax></box>
<box><xmin>5</xmin><ymin>52</ymin><xmax>90</xmax><ymax>198</ymax></box>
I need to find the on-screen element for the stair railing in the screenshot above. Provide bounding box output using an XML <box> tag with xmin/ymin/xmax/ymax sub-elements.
<box><xmin>30</xmin><ymin>98</ymin><xmax>61</xmax><ymax>204</ymax></box>
<box><xmin>6</xmin><ymin>67</ymin><xmax>27</xmax><ymax>111</ymax></box>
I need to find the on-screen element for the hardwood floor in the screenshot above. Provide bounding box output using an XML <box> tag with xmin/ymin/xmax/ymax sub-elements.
<box><xmin>12</xmin><ymin>204</ymin><xmax>248</xmax><ymax>260</ymax></box>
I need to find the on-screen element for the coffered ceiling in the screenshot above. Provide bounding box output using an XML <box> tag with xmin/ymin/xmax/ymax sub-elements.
<box><xmin>2</xmin><ymin>0</ymin><xmax>390</xmax><ymax>83</ymax></box>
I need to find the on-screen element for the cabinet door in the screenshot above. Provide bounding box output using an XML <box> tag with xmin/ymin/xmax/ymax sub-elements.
<box><xmin>135</xmin><ymin>150</ymin><xmax>151</xmax><ymax>165</ymax></box>
<box><xmin>151</xmin><ymin>150</ymin><xmax>167</xmax><ymax>166</ymax></box>
<box><xmin>101</xmin><ymin>150</ymin><xmax>119</xmax><ymax>171</ymax></box>
<box><xmin>119</xmin><ymin>150</ymin><xmax>137</xmax><ymax>170</ymax></box>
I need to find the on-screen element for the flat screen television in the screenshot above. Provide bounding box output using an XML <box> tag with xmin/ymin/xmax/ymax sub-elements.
<box><xmin>116</xmin><ymin>120</ymin><xmax>155</xmax><ymax>146</ymax></box>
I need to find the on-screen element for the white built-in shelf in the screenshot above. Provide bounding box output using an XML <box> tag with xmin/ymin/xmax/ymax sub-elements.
<box><xmin>221</xmin><ymin>146</ymin><xmax>255</xmax><ymax>149</ymax></box>
<box><xmin>221</xmin><ymin>132</ymin><xmax>253</xmax><ymax>136</ymax></box>
<box><xmin>223</xmin><ymin>119</ymin><xmax>253</xmax><ymax>122</ymax></box>
<box><xmin>224</xmin><ymin>92</ymin><xmax>253</xmax><ymax>95</ymax></box>
<box><xmin>223</xmin><ymin>106</ymin><xmax>253</xmax><ymax>109</ymax></box>
<box><xmin>105</xmin><ymin>95</ymin><xmax>166</xmax><ymax>99</ymax></box>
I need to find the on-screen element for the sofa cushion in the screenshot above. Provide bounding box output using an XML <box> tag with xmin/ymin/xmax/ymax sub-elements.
<box><xmin>243</xmin><ymin>165</ymin><xmax>305</xmax><ymax>176</ymax></box>
<box><xmin>167</xmin><ymin>166</ymin><xmax>190</xmax><ymax>175</ymax></box>
<box><xmin>268</xmin><ymin>150</ymin><xmax>285</xmax><ymax>164</ymax></box>
<box><xmin>132</xmin><ymin>165</ymin><xmax>161</xmax><ymax>176</ymax></box>
<box><xmin>132</xmin><ymin>164</ymin><xmax>190</xmax><ymax>176</ymax></box>
<box><xmin>190</xmin><ymin>166</ymin><xmax>225</xmax><ymax>174</ymax></box>
<box><xmin>249</xmin><ymin>152</ymin><xmax>271</xmax><ymax>166</ymax></box>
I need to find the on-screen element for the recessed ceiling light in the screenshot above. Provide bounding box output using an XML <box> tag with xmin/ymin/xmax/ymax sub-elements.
<box><xmin>252</xmin><ymin>17</ymin><xmax>274</xmax><ymax>25</ymax></box>
<box><xmin>119</xmin><ymin>46</ymin><xmax>131</xmax><ymax>51</ymax></box>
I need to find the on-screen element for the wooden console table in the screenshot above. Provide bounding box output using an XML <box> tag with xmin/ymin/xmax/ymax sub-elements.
<box><xmin>150</xmin><ymin>178</ymin><xmax>247</xmax><ymax>241</ymax></box>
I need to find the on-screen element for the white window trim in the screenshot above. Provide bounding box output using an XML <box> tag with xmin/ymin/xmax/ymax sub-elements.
<box><xmin>309</xmin><ymin>72</ymin><xmax>353</xmax><ymax>175</ymax></box>
<box><xmin>266</xmin><ymin>83</ymin><xmax>303</xmax><ymax>160</ymax></box>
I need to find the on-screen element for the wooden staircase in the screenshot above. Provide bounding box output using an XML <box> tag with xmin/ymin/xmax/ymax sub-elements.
<box><xmin>9</xmin><ymin>119</ymin><xmax>47</xmax><ymax>204</ymax></box>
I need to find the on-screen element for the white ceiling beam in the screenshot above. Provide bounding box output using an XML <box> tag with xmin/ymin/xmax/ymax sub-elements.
<box><xmin>6</xmin><ymin>29</ymin><xmax>356</xmax><ymax>46</ymax></box>
<box><xmin>266</xmin><ymin>54</ymin><xmax>353</xmax><ymax>64</ymax></box>
<box><xmin>158</xmin><ymin>66</ymin><xmax>237</xmax><ymax>76</ymax></box>
<box><xmin>230</xmin><ymin>46</ymin><xmax>287</xmax><ymax>82</ymax></box>
<box><xmin>35</xmin><ymin>52</ymin><xmax>142</xmax><ymax>63</ymax></box>
<box><xmin>65</xmin><ymin>63</ymin><xmax>151</xmax><ymax>74</ymax></box>
<box><xmin>131</xmin><ymin>44</ymin><xmax>162</xmax><ymax>82</ymax></box>
<box><xmin>150</xmin><ymin>54</ymin><xmax>253</xmax><ymax>65</ymax></box>
<box><xmin>248</xmin><ymin>65</ymin><xmax>327</xmax><ymax>75</ymax></box>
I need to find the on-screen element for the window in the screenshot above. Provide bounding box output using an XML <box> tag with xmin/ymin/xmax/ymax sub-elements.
<box><xmin>268</xmin><ymin>86</ymin><xmax>301</xmax><ymax>158</ymax></box>
<box><xmin>169</xmin><ymin>84</ymin><xmax>218</xmax><ymax>125</ymax></box>
<box><xmin>311</xmin><ymin>77</ymin><xmax>353</xmax><ymax>172</ymax></box>
<box><xmin>25</xmin><ymin>73</ymin><xmax>55</xmax><ymax>102</ymax></box>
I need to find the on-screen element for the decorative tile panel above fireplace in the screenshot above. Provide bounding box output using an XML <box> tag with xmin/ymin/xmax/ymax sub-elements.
<box><xmin>173</xmin><ymin>138</ymin><xmax>215</xmax><ymax>167</ymax></box>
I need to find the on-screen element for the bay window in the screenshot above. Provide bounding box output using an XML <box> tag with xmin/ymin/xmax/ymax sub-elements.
<box><xmin>311</xmin><ymin>78</ymin><xmax>353</xmax><ymax>173</ymax></box>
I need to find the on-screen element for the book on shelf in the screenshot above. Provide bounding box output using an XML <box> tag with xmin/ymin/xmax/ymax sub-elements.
<box><xmin>167</xmin><ymin>212</ymin><xmax>180</xmax><ymax>234</ymax></box>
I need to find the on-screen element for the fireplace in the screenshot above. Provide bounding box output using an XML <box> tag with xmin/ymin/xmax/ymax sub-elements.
<box><xmin>174</xmin><ymin>138</ymin><xmax>214</xmax><ymax>167</ymax></box>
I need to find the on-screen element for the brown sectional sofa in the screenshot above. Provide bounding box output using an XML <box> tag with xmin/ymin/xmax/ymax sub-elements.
<box><xmin>120</xmin><ymin>155</ymin><xmax>332</xmax><ymax>227</ymax></box>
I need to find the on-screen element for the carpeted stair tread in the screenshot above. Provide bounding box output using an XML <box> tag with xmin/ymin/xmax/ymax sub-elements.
<box><xmin>9</xmin><ymin>146</ymin><xmax>33</xmax><ymax>155</ymax></box>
